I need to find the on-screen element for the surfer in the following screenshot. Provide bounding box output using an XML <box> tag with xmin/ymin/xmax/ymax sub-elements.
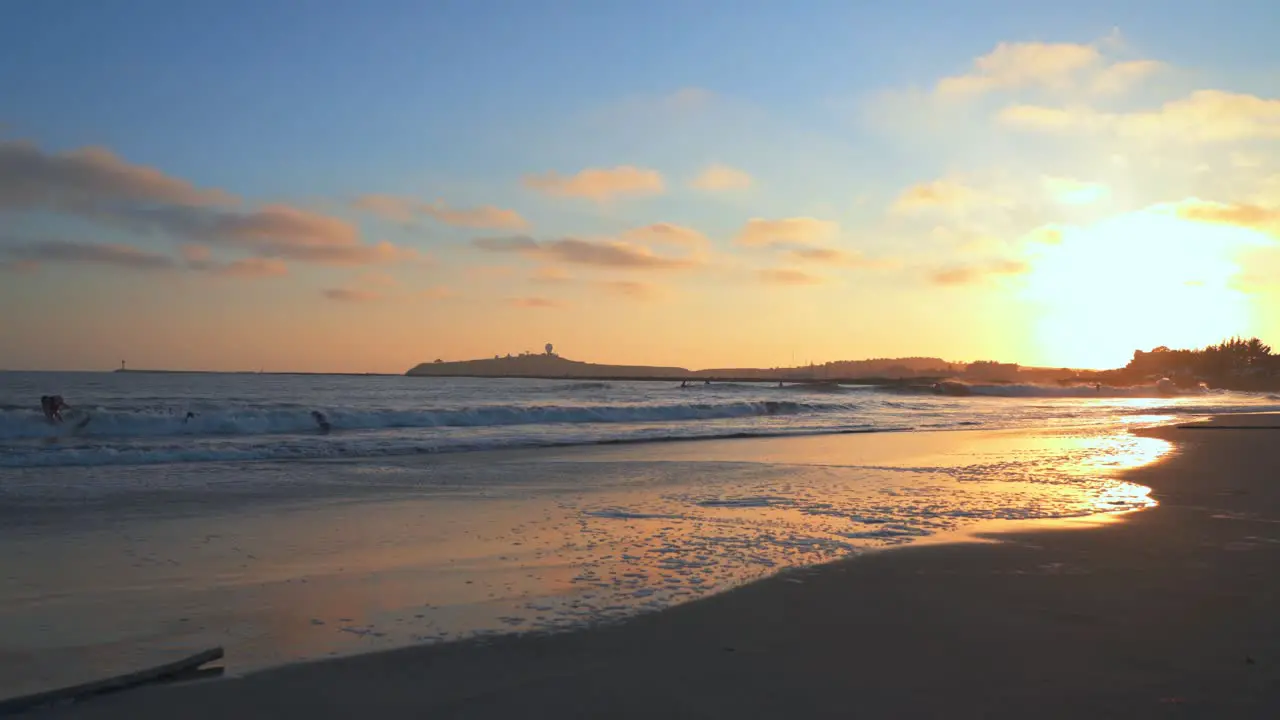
<box><xmin>311</xmin><ymin>410</ymin><xmax>332</xmax><ymax>433</ymax></box>
<box><xmin>40</xmin><ymin>395</ymin><xmax>70</xmax><ymax>423</ymax></box>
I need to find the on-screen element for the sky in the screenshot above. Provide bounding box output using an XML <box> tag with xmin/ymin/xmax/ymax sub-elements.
<box><xmin>2</xmin><ymin>0</ymin><xmax>1279</xmax><ymax>373</ymax></box>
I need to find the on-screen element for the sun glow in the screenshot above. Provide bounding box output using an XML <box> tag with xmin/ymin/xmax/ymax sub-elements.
<box><xmin>1021</xmin><ymin>207</ymin><xmax>1265</xmax><ymax>369</ymax></box>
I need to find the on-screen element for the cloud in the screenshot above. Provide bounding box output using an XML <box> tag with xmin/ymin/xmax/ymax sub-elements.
<box><xmin>322</xmin><ymin>287</ymin><xmax>382</xmax><ymax>302</ymax></box>
<box><xmin>891</xmin><ymin>180</ymin><xmax>1007</xmax><ymax>214</ymax></box>
<box><xmin>0</xmin><ymin>140</ymin><xmax>233</xmax><ymax>212</ymax></box>
<box><xmin>1090</xmin><ymin>60</ymin><xmax>1164</xmax><ymax>95</ymax></box>
<box><xmin>999</xmin><ymin>90</ymin><xmax>1280</xmax><ymax>142</ymax></box>
<box><xmin>119</xmin><ymin>200</ymin><xmax>421</xmax><ymax>266</ymax></box>
<box><xmin>691</xmin><ymin>164</ymin><xmax>753</xmax><ymax>191</ymax></box>
<box><xmin>1042</xmin><ymin>176</ymin><xmax>1110</xmax><ymax>205</ymax></box>
<box><xmin>5</xmin><ymin>238</ymin><xmax>288</xmax><ymax>278</ymax></box>
<box><xmin>522</xmin><ymin>166</ymin><xmax>664</xmax><ymax>202</ymax></box>
<box><xmin>929</xmin><ymin>259</ymin><xmax>1030</xmax><ymax>286</ymax></box>
<box><xmin>119</xmin><ymin>204</ymin><xmax>422</xmax><ymax>266</ymax></box>
<box><xmin>935</xmin><ymin>38</ymin><xmax>1161</xmax><ymax>97</ymax></box>
<box><xmin>354</xmin><ymin>270</ymin><xmax>399</xmax><ymax>288</ymax></box>
<box><xmin>620</xmin><ymin>223</ymin><xmax>710</xmax><ymax>249</ymax></box>
<box><xmin>472</xmin><ymin>235</ymin><xmax>540</xmax><ymax>253</ymax></box>
<box><xmin>543</xmin><ymin>238</ymin><xmax>694</xmax><ymax>269</ymax></box>
<box><xmin>783</xmin><ymin>247</ymin><xmax>889</xmax><ymax>267</ymax></box>
<box><xmin>0</xmin><ymin>140</ymin><xmax>418</xmax><ymax>267</ymax></box>
<box><xmin>598</xmin><ymin>280</ymin><xmax>658</xmax><ymax>299</ymax></box>
<box><xmin>472</xmin><ymin>235</ymin><xmax>698</xmax><ymax>270</ymax></box>
<box><xmin>4</xmin><ymin>239</ymin><xmax>175</xmax><ymax>270</ymax></box>
<box><xmin>1024</xmin><ymin>225</ymin><xmax>1065</xmax><ymax>245</ymax></box>
<box><xmin>1176</xmin><ymin>200</ymin><xmax>1280</xmax><ymax>235</ymax></box>
<box><xmin>354</xmin><ymin>194</ymin><xmax>529</xmax><ymax>230</ymax></box>
<box><xmin>758</xmin><ymin>268</ymin><xmax>823</xmax><ymax>285</ymax></box>
<box><xmin>0</xmin><ymin>259</ymin><xmax>39</xmax><ymax>274</ymax></box>
<box><xmin>531</xmin><ymin>266</ymin><xmax>573</xmax><ymax>283</ymax></box>
<box><xmin>419</xmin><ymin>286</ymin><xmax>455</xmax><ymax>300</ymax></box>
<box><xmin>736</xmin><ymin>217</ymin><xmax>839</xmax><ymax>248</ymax></box>
<box><xmin>507</xmin><ymin>296</ymin><xmax>561</xmax><ymax>308</ymax></box>
<box><xmin>213</xmin><ymin>257</ymin><xmax>289</xmax><ymax>278</ymax></box>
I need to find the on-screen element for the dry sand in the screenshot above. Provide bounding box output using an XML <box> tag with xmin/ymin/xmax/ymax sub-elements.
<box><xmin>38</xmin><ymin>416</ymin><xmax>1280</xmax><ymax>718</ymax></box>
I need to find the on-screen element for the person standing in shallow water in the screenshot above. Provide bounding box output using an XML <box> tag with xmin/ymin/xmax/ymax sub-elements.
<box><xmin>40</xmin><ymin>395</ymin><xmax>70</xmax><ymax>423</ymax></box>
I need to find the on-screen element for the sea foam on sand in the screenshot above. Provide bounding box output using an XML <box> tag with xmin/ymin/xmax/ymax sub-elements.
<box><xmin>0</xmin><ymin>426</ymin><xmax>1167</xmax><ymax>697</ymax></box>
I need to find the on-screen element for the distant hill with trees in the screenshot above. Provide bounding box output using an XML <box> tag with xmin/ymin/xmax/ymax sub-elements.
<box><xmin>1073</xmin><ymin>337</ymin><xmax>1279</xmax><ymax>390</ymax></box>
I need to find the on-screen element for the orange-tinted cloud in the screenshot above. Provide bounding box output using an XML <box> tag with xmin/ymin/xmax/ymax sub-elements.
<box><xmin>523</xmin><ymin>166</ymin><xmax>664</xmax><ymax>202</ymax></box>
<box><xmin>0</xmin><ymin>140</ymin><xmax>233</xmax><ymax>212</ymax></box>
<box><xmin>784</xmin><ymin>247</ymin><xmax>889</xmax><ymax>267</ymax></box>
<box><xmin>1024</xmin><ymin>225</ymin><xmax>1064</xmax><ymax>245</ymax></box>
<box><xmin>691</xmin><ymin>164</ymin><xmax>753</xmax><ymax>191</ymax></box>
<box><xmin>322</xmin><ymin>287</ymin><xmax>382</xmax><ymax>302</ymax></box>
<box><xmin>507</xmin><ymin>296</ymin><xmax>562</xmax><ymax>308</ymax></box>
<box><xmin>620</xmin><ymin>223</ymin><xmax>710</xmax><ymax>249</ymax></box>
<box><xmin>531</xmin><ymin>266</ymin><xmax>574</xmax><ymax>283</ymax></box>
<box><xmin>0</xmin><ymin>140</ymin><xmax>417</xmax><ymax>267</ymax></box>
<box><xmin>214</xmin><ymin>257</ymin><xmax>289</xmax><ymax>278</ymax></box>
<box><xmin>1000</xmin><ymin>90</ymin><xmax>1280</xmax><ymax>142</ymax></box>
<box><xmin>419</xmin><ymin>286</ymin><xmax>455</xmax><ymax>300</ymax></box>
<box><xmin>891</xmin><ymin>180</ymin><xmax>1006</xmax><ymax>213</ymax></box>
<box><xmin>598</xmin><ymin>280</ymin><xmax>659</xmax><ymax>299</ymax></box>
<box><xmin>935</xmin><ymin>39</ymin><xmax>1161</xmax><ymax>97</ymax></box>
<box><xmin>758</xmin><ymin>268</ymin><xmax>823</xmax><ymax>285</ymax></box>
<box><xmin>5</xmin><ymin>238</ymin><xmax>289</xmax><ymax>278</ymax></box>
<box><xmin>1176</xmin><ymin>200</ymin><xmax>1280</xmax><ymax>234</ymax></box>
<box><xmin>354</xmin><ymin>194</ymin><xmax>529</xmax><ymax>230</ymax></box>
<box><xmin>736</xmin><ymin>217</ymin><xmax>838</xmax><ymax>248</ymax></box>
<box><xmin>472</xmin><ymin>235</ymin><xmax>697</xmax><ymax>270</ymax></box>
<box><xmin>930</xmin><ymin>259</ymin><xmax>1029</xmax><ymax>286</ymax></box>
<box><xmin>125</xmin><ymin>204</ymin><xmax>419</xmax><ymax>266</ymax></box>
<box><xmin>5</xmin><ymin>239</ymin><xmax>175</xmax><ymax>270</ymax></box>
<box><xmin>1042</xmin><ymin>177</ymin><xmax>1109</xmax><ymax>205</ymax></box>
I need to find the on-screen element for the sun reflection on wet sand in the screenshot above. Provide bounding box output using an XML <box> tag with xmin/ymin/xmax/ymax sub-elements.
<box><xmin>0</xmin><ymin>425</ymin><xmax>1176</xmax><ymax>696</ymax></box>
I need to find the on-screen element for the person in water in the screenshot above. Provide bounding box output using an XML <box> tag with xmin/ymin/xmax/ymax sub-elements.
<box><xmin>40</xmin><ymin>395</ymin><xmax>70</xmax><ymax>423</ymax></box>
<box><xmin>311</xmin><ymin>410</ymin><xmax>331</xmax><ymax>433</ymax></box>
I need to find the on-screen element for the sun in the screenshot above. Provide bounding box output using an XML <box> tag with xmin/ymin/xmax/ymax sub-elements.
<box><xmin>1019</xmin><ymin>207</ymin><xmax>1263</xmax><ymax>369</ymax></box>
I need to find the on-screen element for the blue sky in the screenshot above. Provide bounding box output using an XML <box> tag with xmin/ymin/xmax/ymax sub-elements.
<box><xmin>2</xmin><ymin>1</ymin><xmax>1279</xmax><ymax>371</ymax></box>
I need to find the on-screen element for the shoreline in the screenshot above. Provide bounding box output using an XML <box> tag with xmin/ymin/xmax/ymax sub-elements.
<box><xmin>36</xmin><ymin>414</ymin><xmax>1280</xmax><ymax>718</ymax></box>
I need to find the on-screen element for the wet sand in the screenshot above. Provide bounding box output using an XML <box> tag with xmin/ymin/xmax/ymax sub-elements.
<box><xmin>39</xmin><ymin>416</ymin><xmax>1280</xmax><ymax>718</ymax></box>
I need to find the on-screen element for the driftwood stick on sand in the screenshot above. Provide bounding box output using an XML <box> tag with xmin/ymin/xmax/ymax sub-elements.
<box><xmin>0</xmin><ymin>647</ymin><xmax>224</xmax><ymax>716</ymax></box>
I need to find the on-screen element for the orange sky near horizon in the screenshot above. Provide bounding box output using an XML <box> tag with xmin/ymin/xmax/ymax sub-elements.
<box><xmin>3</xmin><ymin>21</ymin><xmax>1280</xmax><ymax>374</ymax></box>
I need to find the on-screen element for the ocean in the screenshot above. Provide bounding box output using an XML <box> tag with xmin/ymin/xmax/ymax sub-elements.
<box><xmin>3</xmin><ymin>371</ymin><xmax>1277</xmax><ymax>468</ymax></box>
<box><xmin>2</xmin><ymin>372</ymin><xmax>1278</xmax><ymax>696</ymax></box>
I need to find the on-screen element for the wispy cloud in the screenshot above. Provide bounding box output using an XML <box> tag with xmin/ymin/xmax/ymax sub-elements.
<box><xmin>322</xmin><ymin>287</ymin><xmax>382</xmax><ymax>302</ymax></box>
<box><xmin>935</xmin><ymin>36</ymin><xmax>1162</xmax><ymax>97</ymax></box>
<box><xmin>999</xmin><ymin>90</ymin><xmax>1280</xmax><ymax>142</ymax></box>
<box><xmin>4</xmin><ymin>239</ymin><xmax>175</xmax><ymax>270</ymax></box>
<box><xmin>1177</xmin><ymin>200</ymin><xmax>1280</xmax><ymax>235</ymax></box>
<box><xmin>620</xmin><ymin>223</ymin><xmax>710</xmax><ymax>249</ymax></box>
<box><xmin>598</xmin><ymin>280</ymin><xmax>659</xmax><ymax>299</ymax></box>
<box><xmin>690</xmin><ymin>164</ymin><xmax>753</xmax><ymax>191</ymax></box>
<box><xmin>0</xmin><ymin>140</ymin><xmax>233</xmax><ymax>212</ymax></box>
<box><xmin>758</xmin><ymin>268</ymin><xmax>824</xmax><ymax>285</ymax></box>
<box><xmin>891</xmin><ymin>179</ymin><xmax>1009</xmax><ymax>214</ymax></box>
<box><xmin>507</xmin><ymin>296</ymin><xmax>562</xmax><ymax>308</ymax></box>
<box><xmin>523</xmin><ymin>166</ymin><xmax>664</xmax><ymax>202</ymax></box>
<box><xmin>1042</xmin><ymin>177</ymin><xmax>1110</xmax><ymax>205</ymax></box>
<box><xmin>0</xmin><ymin>140</ymin><xmax>420</xmax><ymax>267</ymax></box>
<box><xmin>353</xmin><ymin>195</ymin><xmax>529</xmax><ymax>230</ymax></box>
<box><xmin>929</xmin><ymin>259</ymin><xmax>1029</xmax><ymax>286</ymax></box>
<box><xmin>531</xmin><ymin>266</ymin><xmax>574</xmax><ymax>283</ymax></box>
<box><xmin>736</xmin><ymin>217</ymin><xmax>839</xmax><ymax>248</ymax></box>
<box><xmin>472</xmin><ymin>234</ymin><xmax>698</xmax><ymax>270</ymax></box>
